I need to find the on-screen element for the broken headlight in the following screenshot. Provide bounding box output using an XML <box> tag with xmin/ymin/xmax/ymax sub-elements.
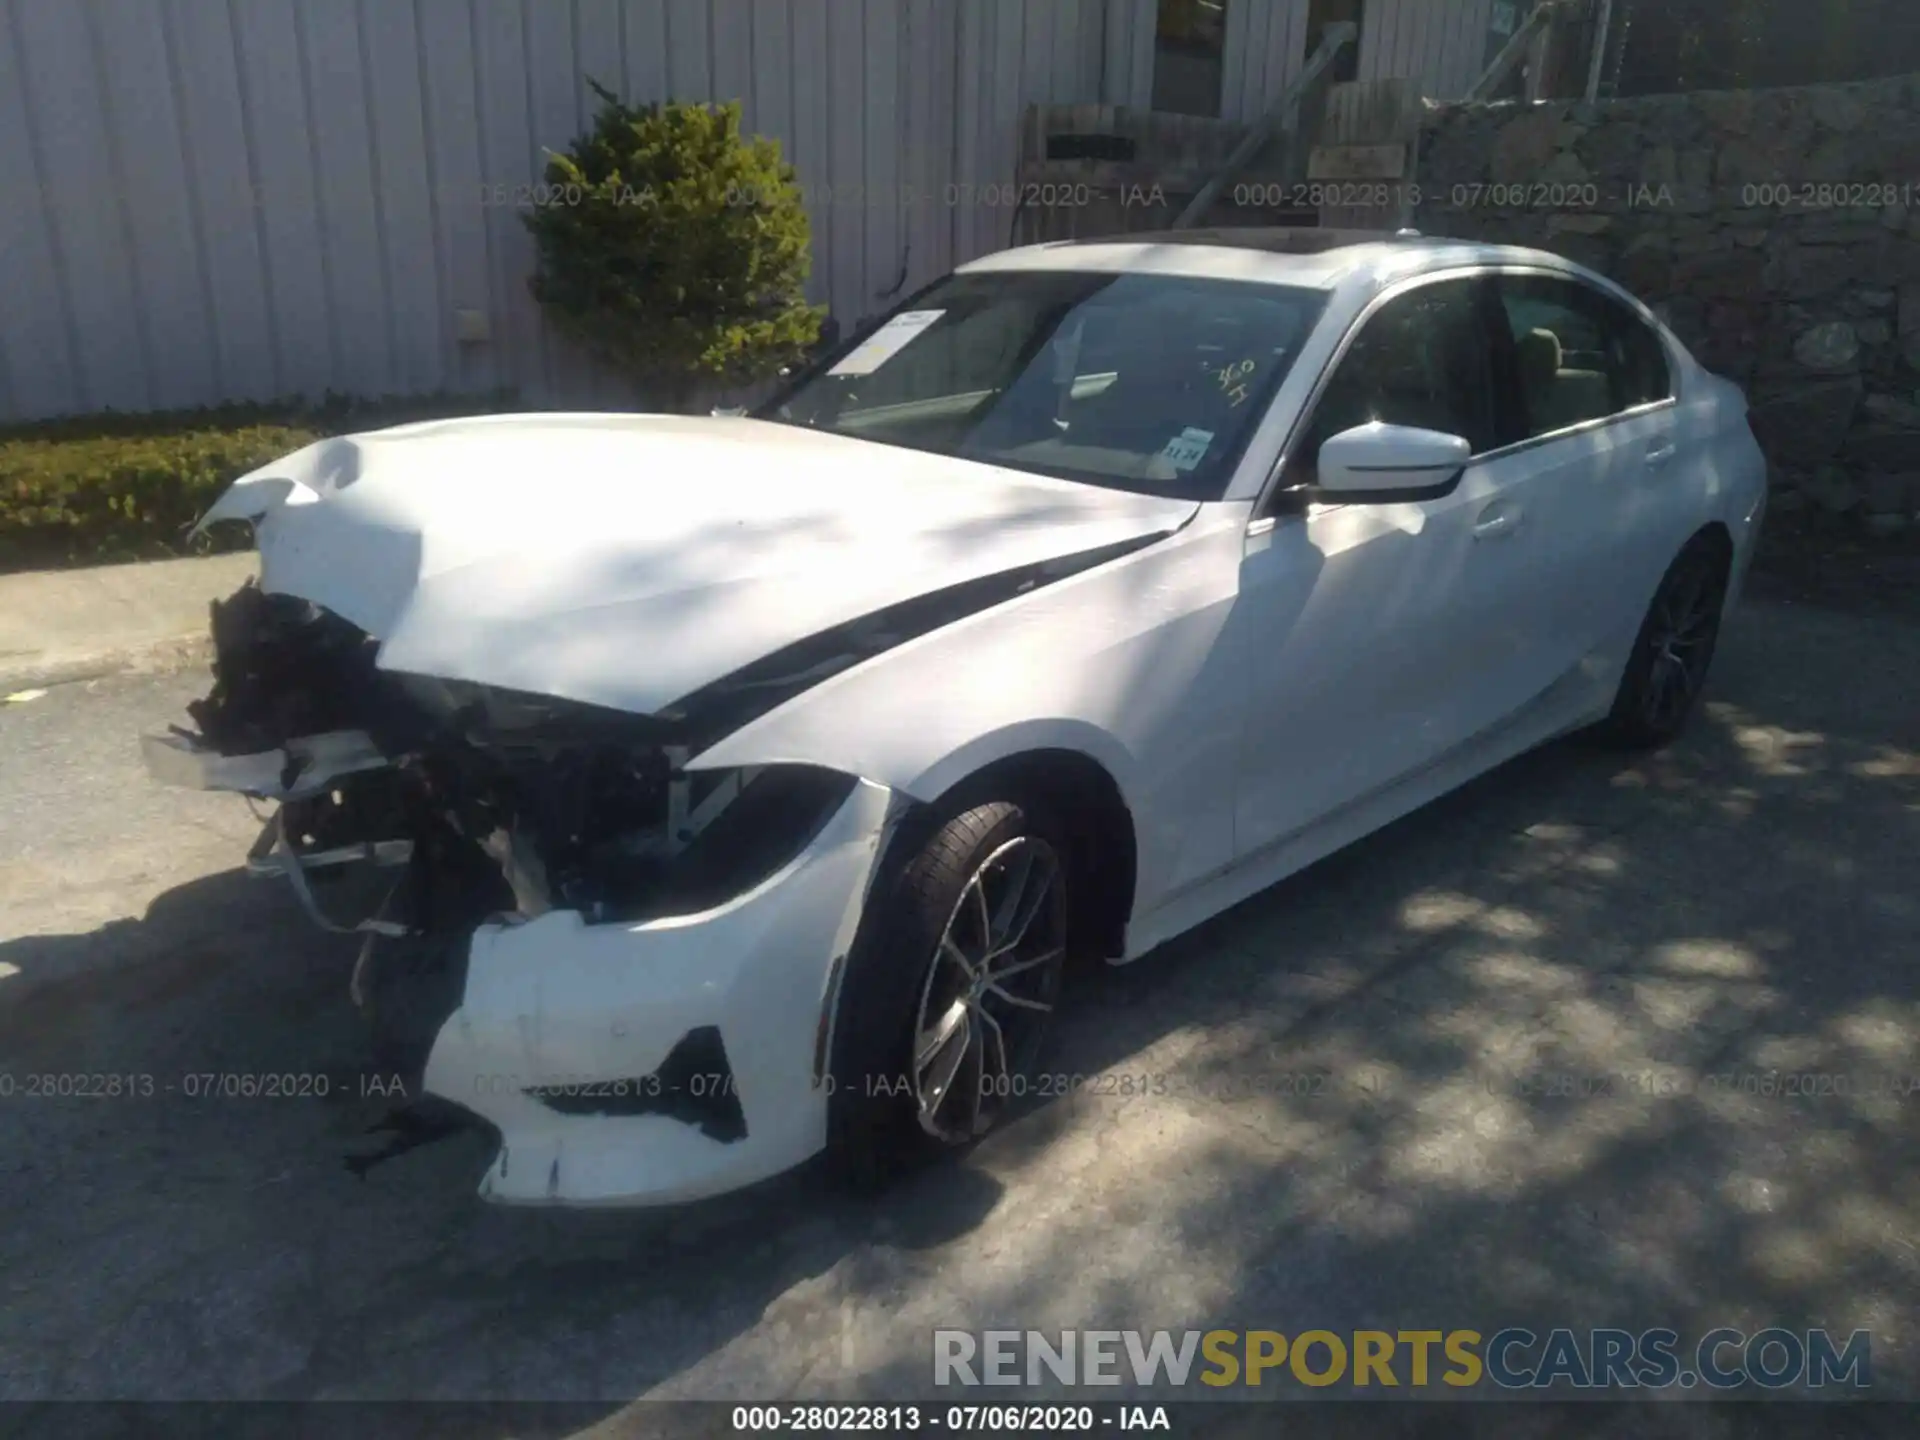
<box><xmin>469</xmin><ymin>758</ymin><xmax>858</xmax><ymax>925</ymax></box>
<box><xmin>386</xmin><ymin>677</ymin><xmax>858</xmax><ymax>924</ymax></box>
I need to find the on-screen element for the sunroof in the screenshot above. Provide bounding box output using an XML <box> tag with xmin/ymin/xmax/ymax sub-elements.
<box><xmin>1070</xmin><ymin>227</ymin><xmax>1423</xmax><ymax>255</ymax></box>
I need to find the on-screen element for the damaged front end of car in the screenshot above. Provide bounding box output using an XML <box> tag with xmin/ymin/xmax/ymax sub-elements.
<box><xmin>146</xmin><ymin>580</ymin><xmax>892</xmax><ymax>1202</ymax></box>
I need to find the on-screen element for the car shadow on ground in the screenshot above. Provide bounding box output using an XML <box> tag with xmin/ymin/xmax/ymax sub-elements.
<box><xmin>0</xmin><ymin>603</ymin><xmax>1915</xmax><ymax>1436</ymax></box>
<box><xmin>825</xmin><ymin>601</ymin><xmax>1920</xmax><ymax>1411</ymax></box>
<box><xmin>0</xmin><ymin>862</ymin><xmax>1011</xmax><ymax>1427</ymax></box>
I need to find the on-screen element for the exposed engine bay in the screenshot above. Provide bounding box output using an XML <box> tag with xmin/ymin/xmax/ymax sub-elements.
<box><xmin>152</xmin><ymin>580</ymin><xmax>857</xmax><ymax>1081</ymax></box>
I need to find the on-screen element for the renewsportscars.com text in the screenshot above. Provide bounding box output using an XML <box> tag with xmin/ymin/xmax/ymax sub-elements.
<box><xmin>932</xmin><ymin>1327</ymin><xmax>1871</xmax><ymax>1391</ymax></box>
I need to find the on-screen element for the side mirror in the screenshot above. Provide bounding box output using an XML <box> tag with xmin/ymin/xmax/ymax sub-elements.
<box><xmin>1316</xmin><ymin>422</ymin><xmax>1470</xmax><ymax>502</ymax></box>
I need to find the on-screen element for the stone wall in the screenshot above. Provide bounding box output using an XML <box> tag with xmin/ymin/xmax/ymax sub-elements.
<box><xmin>1411</xmin><ymin>74</ymin><xmax>1920</xmax><ymax>534</ymax></box>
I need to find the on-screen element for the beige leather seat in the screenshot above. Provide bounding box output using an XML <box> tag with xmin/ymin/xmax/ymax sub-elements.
<box><xmin>1516</xmin><ymin>328</ymin><xmax>1611</xmax><ymax>435</ymax></box>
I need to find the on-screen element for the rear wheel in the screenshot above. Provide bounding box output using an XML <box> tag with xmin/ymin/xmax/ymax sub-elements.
<box><xmin>827</xmin><ymin>799</ymin><xmax>1069</xmax><ymax>1188</ymax></box>
<box><xmin>1594</xmin><ymin>538</ymin><xmax>1728</xmax><ymax>750</ymax></box>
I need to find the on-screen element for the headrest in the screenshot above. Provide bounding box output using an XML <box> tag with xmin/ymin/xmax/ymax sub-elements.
<box><xmin>1516</xmin><ymin>328</ymin><xmax>1563</xmax><ymax>386</ymax></box>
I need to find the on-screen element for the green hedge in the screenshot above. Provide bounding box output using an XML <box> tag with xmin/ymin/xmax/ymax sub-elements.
<box><xmin>0</xmin><ymin>391</ymin><xmax>515</xmax><ymax>573</ymax></box>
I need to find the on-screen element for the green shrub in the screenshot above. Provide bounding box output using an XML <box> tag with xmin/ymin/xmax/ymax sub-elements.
<box><xmin>524</xmin><ymin>83</ymin><xmax>824</xmax><ymax>409</ymax></box>
<box><xmin>0</xmin><ymin>425</ymin><xmax>319</xmax><ymax>569</ymax></box>
<box><xmin>0</xmin><ymin>390</ymin><xmax>514</xmax><ymax>572</ymax></box>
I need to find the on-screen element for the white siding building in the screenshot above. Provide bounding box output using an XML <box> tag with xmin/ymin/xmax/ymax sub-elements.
<box><xmin>0</xmin><ymin>0</ymin><xmax>1507</xmax><ymax>422</ymax></box>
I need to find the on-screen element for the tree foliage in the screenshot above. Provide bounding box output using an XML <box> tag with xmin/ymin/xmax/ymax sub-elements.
<box><xmin>524</xmin><ymin>82</ymin><xmax>824</xmax><ymax>408</ymax></box>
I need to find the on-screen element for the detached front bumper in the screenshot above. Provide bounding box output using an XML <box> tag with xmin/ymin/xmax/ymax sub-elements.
<box><xmin>424</xmin><ymin>777</ymin><xmax>896</xmax><ymax>1206</ymax></box>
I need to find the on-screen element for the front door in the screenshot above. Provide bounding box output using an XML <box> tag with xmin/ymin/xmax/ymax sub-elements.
<box><xmin>1233</xmin><ymin>272</ymin><xmax>1541</xmax><ymax>857</ymax></box>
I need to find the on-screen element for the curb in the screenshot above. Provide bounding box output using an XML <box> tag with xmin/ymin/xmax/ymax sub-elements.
<box><xmin>0</xmin><ymin>550</ymin><xmax>252</xmax><ymax>698</ymax></box>
<box><xmin>1</xmin><ymin>632</ymin><xmax>212</xmax><ymax>695</ymax></box>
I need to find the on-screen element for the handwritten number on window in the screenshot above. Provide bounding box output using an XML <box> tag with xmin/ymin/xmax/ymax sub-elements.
<box><xmin>1215</xmin><ymin>358</ymin><xmax>1257</xmax><ymax>407</ymax></box>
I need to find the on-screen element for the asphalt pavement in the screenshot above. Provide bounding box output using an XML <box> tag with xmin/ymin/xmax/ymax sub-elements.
<box><xmin>0</xmin><ymin>597</ymin><xmax>1916</xmax><ymax>1431</ymax></box>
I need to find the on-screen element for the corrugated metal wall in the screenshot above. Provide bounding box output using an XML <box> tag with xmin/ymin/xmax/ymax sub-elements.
<box><xmin>1219</xmin><ymin>0</ymin><xmax>1313</xmax><ymax>122</ymax></box>
<box><xmin>1100</xmin><ymin>0</ymin><xmax>1158</xmax><ymax>107</ymax></box>
<box><xmin>0</xmin><ymin>0</ymin><xmax>1493</xmax><ymax>424</ymax></box>
<box><xmin>0</xmin><ymin>0</ymin><xmax>1105</xmax><ymax>422</ymax></box>
<box><xmin>949</xmin><ymin>0</ymin><xmax>1106</xmax><ymax>282</ymax></box>
<box><xmin>1356</xmin><ymin>0</ymin><xmax>1498</xmax><ymax>99</ymax></box>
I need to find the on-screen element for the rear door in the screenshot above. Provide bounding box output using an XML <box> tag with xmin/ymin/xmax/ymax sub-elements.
<box><xmin>1232</xmin><ymin>272</ymin><xmax>1543</xmax><ymax>858</ymax></box>
<box><xmin>1482</xmin><ymin>271</ymin><xmax>1684</xmax><ymax>701</ymax></box>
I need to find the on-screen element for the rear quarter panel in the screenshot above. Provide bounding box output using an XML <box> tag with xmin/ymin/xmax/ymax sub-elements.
<box><xmin>1606</xmin><ymin>325</ymin><xmax>1768</xmax><ymax>640</ymax></box>
<box><xmin>1688</xmin><ymin>363</ymin><xmax>1769</xmax><ymax>608</ymax></box>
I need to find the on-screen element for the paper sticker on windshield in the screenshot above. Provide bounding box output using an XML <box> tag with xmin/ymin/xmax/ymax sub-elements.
<box><xmin>1161</xmin><ymin>427</ymin><xmax>1215</xmax><ymax>472</ymax></box>
<box><xmin>828</xmin><ymin>310</ymin><xmax>946</xmax><ymax>376</ymax></box>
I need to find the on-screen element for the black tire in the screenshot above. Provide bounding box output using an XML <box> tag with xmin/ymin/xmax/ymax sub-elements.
<box><xmin>1593</xmin><ymin>538</ymin><xmax>1729</xmax><ymax>751</ymax></box>
<box><xmin>826</xmin><ymin>798</ymin><xmax>1070</xmax><ymax>1190</ymax></box>
<box><xmin>361</xmin><ymin>930</ymin><xmax>469</xmax><ymax>1088</ymax></box>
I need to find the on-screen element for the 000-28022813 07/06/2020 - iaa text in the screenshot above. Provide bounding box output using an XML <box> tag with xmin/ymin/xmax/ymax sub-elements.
<box><xmin>0</xmin><ymin>1071</ymin><xmax>413</xmax><ymax>1100</ymax></box>
<box><xmin>727</xmin><ymin>1403</ymin><xmax>1170</xmax><ymax>1433</ymax></box>
<box><xmin>850</xmin><ymin>1067</ymin><xmax>1387</xmax><ymax>1101</ymax></box>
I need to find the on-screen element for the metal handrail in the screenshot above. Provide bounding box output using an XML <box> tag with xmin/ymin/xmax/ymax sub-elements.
<box><xmin>1465</xmin><ymin>0</ymin><xmax>1579</xmax><ymax>102</ymax></box>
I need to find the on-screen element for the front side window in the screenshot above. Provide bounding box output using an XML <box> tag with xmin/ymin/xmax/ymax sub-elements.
<box><xmin>759</xmin><ymin>270</ymin><xmax>1327</xmax><ymax>500</ymax></box>
<box><xmin>1282</xmin><ymin>277</ymin><xmax>1500</xmax><ymax>488</ymax></box>
<box><xmin>1497</xmin><ymin>274</ymin><xmax>1673</xmax><ymax>439</ymax></box>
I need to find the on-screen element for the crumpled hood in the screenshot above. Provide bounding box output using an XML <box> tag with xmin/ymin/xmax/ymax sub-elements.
<box><xmin>199</xmin><ymin>412</ymin><xmax>1196</xmax><ymax>716</ymax></box>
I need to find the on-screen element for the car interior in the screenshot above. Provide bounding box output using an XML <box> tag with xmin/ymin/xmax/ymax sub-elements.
<box><xmin>1280</xmin><ymin>286</ymin><xmax>1493</xmax><ymax>489</ymax></box>
<box><xmin>1515</xmin><ymin>325</ymin><xmax>1615</xmax><ymax>434</ymax></box>
<box><xmin>815</xmin><ymin>282</ymin><xmax>1318</xmax><ymax>491</ymax></box>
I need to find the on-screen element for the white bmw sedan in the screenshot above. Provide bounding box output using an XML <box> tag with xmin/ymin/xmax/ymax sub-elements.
<box><xmin>147</xmin><ymin>228</ymin><xmax>1768</xmax><ymax>1205</ymax></box>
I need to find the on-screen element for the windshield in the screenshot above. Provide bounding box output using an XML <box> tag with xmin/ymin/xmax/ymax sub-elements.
<box><xmin>754</xmin><ymin>270</ymin><xmax>1328</xmax><ymax>500</ymax></box>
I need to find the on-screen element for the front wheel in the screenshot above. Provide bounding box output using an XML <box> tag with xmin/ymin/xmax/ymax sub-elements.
<box><xmin>827</xmin><ymin>799</ymin><xmax>1070</xmax><ymax>1188</ymax></box>
<box><xmin>1594</xmin><ymin>539</ymin><xmax>1728</xmax><ymax>750</ymax></box>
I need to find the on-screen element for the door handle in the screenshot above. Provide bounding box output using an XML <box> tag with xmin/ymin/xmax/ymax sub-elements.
<box><xmin>1645</xmin><ymin>437</ymin><xmax>1677</xmax><ymax>467</ymax></box>
<box><xmin>1472</xmin><ymin>507</ymin><xmax>1522</xmax><ymax>540</ymax></box>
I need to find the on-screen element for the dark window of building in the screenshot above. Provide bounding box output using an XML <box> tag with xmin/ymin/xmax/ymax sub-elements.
<box><xmin>1305</xmin><ymin>0</ymin><xmax>1363</xmax><ymax>83</ymax></box>
<box><xmin>1151</xmin><ymin>0</ymin><xmax>1230</xmax><ymax>117</ymax></box>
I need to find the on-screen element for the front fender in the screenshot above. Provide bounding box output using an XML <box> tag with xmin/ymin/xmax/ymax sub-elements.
<box><xmin>688</xmin><ymin>506</ymin><xmax>1255</xmax><ymax>919</ymax></box>
<box><xmin>693</xmin><ymin>690</ymin><xmax>1149</xmax><ymax>811</ymax></box>
<box><xmin>887</xmin><ymin>717</ymin><xmax>1144</xmax><ymax>812</ymax></box>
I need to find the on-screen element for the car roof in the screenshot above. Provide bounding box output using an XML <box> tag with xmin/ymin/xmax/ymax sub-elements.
<box><xmin>957</xmin><ymin>227</ymin><xmax>1574</xmax><ymax>292</ymax></box>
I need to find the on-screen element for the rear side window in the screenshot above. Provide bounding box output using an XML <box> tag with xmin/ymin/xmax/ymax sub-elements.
<box><xmin>1496</xmin><ymin>275</ymin><xmax>1672</xmax><ymax>440</ymax></box>
<box><xmin>1282</xmin><ymin>277</ymin><xmax>1500</xmax><ymax>488</ymax></box>
<box><xmin>1612</xmin><ymin>304</ymin><xmax>1673</xmax><ymax>408</ymax></box>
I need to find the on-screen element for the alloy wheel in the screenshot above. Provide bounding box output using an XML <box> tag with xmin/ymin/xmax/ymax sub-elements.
<box><xmin>910</xmin><ymin>834</ymin><xmax>1067</xmax><ymax>1144</ymax></box>
<box><xmin>1640</xmin><ymin>560</ymin><xmax>1724</xmax><ymax>732</ymax></box>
